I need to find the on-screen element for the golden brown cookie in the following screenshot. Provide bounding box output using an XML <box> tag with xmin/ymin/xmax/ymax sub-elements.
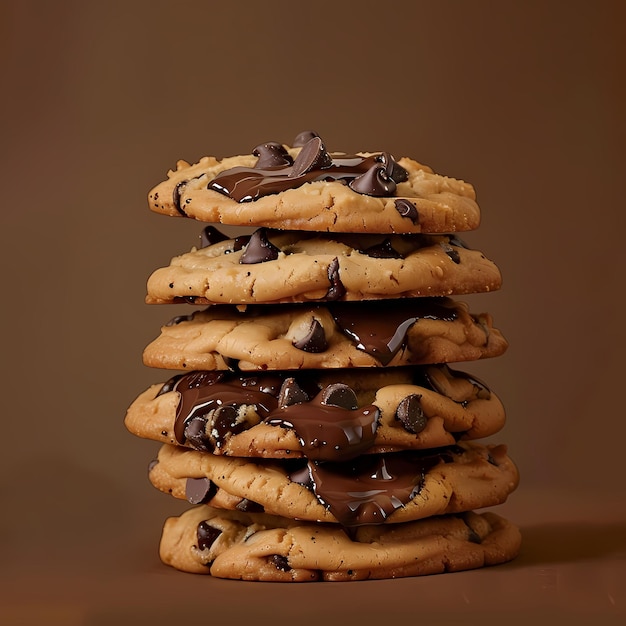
<box><xmin>148</xmin><ymin>441</ymin><xmax>519</xmax><ymax>526</ymax></box>
<box><xmin>159</xmin><ymin>505</ymin><xmax>521</xmax><ymax>581</ymax></box>
<box><xmin>145</xmin><ymin>229</ymin><xmax>501</xmax><ymax>305</ymax></box>
<box><xmin>124</xmin><ymin>365</ymin><xmax>506</xmax><ymax>457</ymax></box>
<box><xmin>148</xmin><ymin>132</ymin><xmax>481</xmax><ymax>235</ymax></box>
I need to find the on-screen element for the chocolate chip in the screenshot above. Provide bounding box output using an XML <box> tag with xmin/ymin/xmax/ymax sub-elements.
<box><xmin>211</xmin><ymin>405</ymin><xmax>242</xmax><ymax>448</ymax></box>
<box><xmin>395</xmin><ymin>394</ymin><xmax>427</xmax><ymax>434</ymax></box>
<box><xmin>459</xmin><ymin>513</ymin><xmax>483</xmax><ymax>544</ymax></box>
<box><xmin>184</xmin><ymin>415</ymin><xmax>211</xmax><ymax>451</ymax></box>
<box><xmin>185</xmin><ymin>477</ymin><xmax>216</xmax><ymax>505</ymax></box>
<box><xmin>292</xmin><ymin>318</ymin><xmax>328</xmax><ymax>353</ymax></box>
<box><xmin>448</xmin><ymin>235</ymin><xmax>469</xmax><ymax>249</ymax></box>
<box><xmin>278</xmin><ymin>378</ymin><xmax>310</xmax><ymax>408</ymax></box>
<box><xmin>394</xmin><ymin>199</ymin><xmax>419</xmax><ymax>223</ymax></box>
<box><xmin>148</xmin><ymin>458</ymin><xmax>159</xmax><ymax>473</ymax></box>
<box><xmin>232</xmin><ymin>234</ymin><xmax>250</xmax><ymax>252</ymax></box>
<box><xmin>269</xmin><ymin>554</ymin><xmax>291</xmax><ymax>572</ymax></box>
<box><xmin>200</xmin><ymin>225</ymin><xmax>229</xmax><ymax>248</ymax></box>
<box><xmin>292</xmin><ymin>131</ymin><xmax>319</xmax><ymax>147</ymax></box>
<box><xmin>441</xmin><ymin>242</ymin><xmax>461</xmax><ymax>264</ymax></box>
<box><xmin>349</xmin><ymin>164</ymin><xmax>397</xmax><ymax>196</ymax></box>
<box><xmin>325</xmin><ymin>257</ymin><xmax>346</xmax><ymax>300</ymax></box>
<box><xmin>172</xmin><ymin>180</ymin><xmax>188</xmax><ymax>216</ymax></box>
<box><xmin>361</xmin><ymin>238</ymin><xmax>403</xmax><ymax>259</ymax></box>
<box><xmin>320</xmin><ymin>383</ymin><xmax>358</xmax><ymax>410</ymax></box>
<box><xmin>253</xmin><ymin>142</ymin><xmax>293</xmax><ymax>168</ymax></box>
<box><xmin>235</xmin><ymin>498</ymin><xmax>264</xmax><ymax>513</ymax></box>
<box><xmin>376</xmin><ymin>152</ymin><xmax>408</xmax><ymax>183</ymax></box>
<box><xmin>290</xmin><ymin>136</ymin><xmax>332</xmax><ymax>177</ymax></box>
<box><xmin>197</xmin><ymin>521</ymin><xmax>222</xmax><ymax>551</ymax></box>
<box><xmin>240</xmin><ymin>228</ymin><xmax>280</xmax><ymax>264</ymax></box>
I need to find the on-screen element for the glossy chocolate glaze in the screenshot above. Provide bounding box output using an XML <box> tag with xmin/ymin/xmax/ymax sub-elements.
<box><xmin>167</xmin><ymin>371</ymin><xmax>281</xmax><ymax>447</ymax></box>
<box><xmin>266</xmin><ymin>385</ymin><xmax>379</xmax><ymax>462</ymax></box>
<box><xmin>292</xmin><ymin>447</ymin><xmax>459</xmax><ymax>527</ymax></box>
<box><xmin>208</xmin><ymin>134</ymin><xmax>408</xmax><ymax>202</ymax></box>
<box><xmin>330</xmin><ymin>298</ymin><xmax>458</xmax><ymax>365</ymax></box>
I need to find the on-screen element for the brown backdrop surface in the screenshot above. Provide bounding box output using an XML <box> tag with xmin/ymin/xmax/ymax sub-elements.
<box><xmin>1</xmin><ymin>1</ymin><xmax>625</xmax><ymax>624</ymax></box>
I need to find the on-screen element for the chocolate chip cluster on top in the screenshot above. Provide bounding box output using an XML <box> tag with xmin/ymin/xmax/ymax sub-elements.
<box><xmin>125</xmin><ymin>132</ymin><xmax>520</xmax><ymax>582</ymax></box>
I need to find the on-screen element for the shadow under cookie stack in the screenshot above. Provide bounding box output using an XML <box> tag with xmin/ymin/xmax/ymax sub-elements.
<box><xmin>125</xmin><ymin>131</ymin><xmax>521</xmax><ymax>581</ymax></box>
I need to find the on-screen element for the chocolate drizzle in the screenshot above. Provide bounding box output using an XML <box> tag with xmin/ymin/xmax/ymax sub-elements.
<box><xmin>208</xmin><ymin>134</ymin><xmax>408</xmax><ymax>203</ymax></box>
<box><xmin>291</xmin><ymin>447</ymin><xmax>458</xmax><ymax>527</ymax></box>
<box><xmin>167</xmin><ymin>371</ymin><xmax>281</xmax><ymax>448</ymax></box>
<box><xmin>330</xmin><ymin>298</ymin><xmax>458</xmax><ymax>365</ymax></box>
<box><xmin>266</xmin><ymin>385</ymin><xmax>379</xmax><ymax>462</ymax></box>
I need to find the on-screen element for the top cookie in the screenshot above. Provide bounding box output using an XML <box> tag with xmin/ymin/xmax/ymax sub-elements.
<box><xmin>148</xmin><ymin>132</ymin><xmax>481</xmax><ymax>234</ymax></box>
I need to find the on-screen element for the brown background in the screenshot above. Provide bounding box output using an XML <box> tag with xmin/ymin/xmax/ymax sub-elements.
<box><xmin>1</xmin><ymin>1</ymin><xmax>625</xmax><ymax>624</ymax></box>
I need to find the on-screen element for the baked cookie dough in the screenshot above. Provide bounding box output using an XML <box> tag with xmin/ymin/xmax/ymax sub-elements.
<box><xmin>124</xmin><ymin>365</ymin><xmax>506</xmax><ymax>457</ymax></box>
<box><xmin>148</xmin><ymin>441</ymin><xmax>519</xmax><ymax>526</ymax></box>
<box><xmin>145</xmin><ymin>228</ymin><xmax>501</xmax><ymax>305</ymax></box>
<box><xmin>143</xmin><ymin>298</ymin><xmax>507</xmax><ymax>371</ymax></box>
<box><xmin>159</xmin><ymin>506</ymin><xmax>521</xmax><ymax>580</ymax></box>
<box><xmin>148</xmin><ymin>132</ymin><xmax>481</xmax><ymax>235</ymax></box>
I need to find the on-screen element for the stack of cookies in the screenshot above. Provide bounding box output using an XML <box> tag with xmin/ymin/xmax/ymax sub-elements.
<box><xmin>125</xmin><ymin>132</ymin><xmax>521</xmax><ymax>581</ymax></box>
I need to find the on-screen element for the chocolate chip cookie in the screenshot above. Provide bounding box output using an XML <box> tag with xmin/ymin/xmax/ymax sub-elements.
<box><xmin>145</xmin><ymin>228</ymin><xmax>501</xmax><ymax>305</ymax></box>
<box><xmin>124</xmin><ymin>365</ymin><xmax>506</xmax><ymax>457</ymax></box>
<box><xmin>159</xmin><ymin>505</ymin><xmax>521</xmax><ymax>580</ymax></box>
<box><xmin>148</xmin><ymin>132</ymin><xmax>481</xmax><ymax>235</ymax></box>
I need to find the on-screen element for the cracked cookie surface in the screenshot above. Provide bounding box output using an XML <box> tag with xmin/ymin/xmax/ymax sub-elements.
<box><xmin>159</xmin><ymin>506</ymin><xmax>521</xmax><ymax>580</ymax></box>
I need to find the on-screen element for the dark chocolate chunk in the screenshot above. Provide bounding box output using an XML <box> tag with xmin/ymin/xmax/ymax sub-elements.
<box><xmin>240</xmin><ymin>228</ymin><xmax>280</xmax><ymax>264</ymax></box>
<box><xmin>325</xmin><ymin>257</ymin><xmax>346</xmax><ymax>300</ymax></box>
<box><xmin>292</xmin><ymin>131</ymin><xmax>319</xmax><ymax>147</ymax></box>
<box><xmin>148</xmin><ymin>458</ymin><xmax>159</xmax><ymax>473</ymax></box>
<box><xmin>269</xmin><ymin>554</ymin><xmax>291</xmax><ymax>572</ymax></box>
<box><xmin>200</xmin><ymin>225</ymin><xmax>229</xmax><ymax>248</ymax></box>
<box><xmin>183</xmin><ymin>415</ymin><xmax>211</xmax><ymax>451</ymax></box>
<box><xmin>157</xmin><ymin>373</ymin><xmax>185</xmax><ymax>396</ymax></box>
<box><xmin>394</xmin><ymin>198</ymin><xmax>419</xmax><ymax>223</ymax></box>
<box><xmin>395</xmin><ymin>394</ymin><xmax>427</xmax><ymax>434</ymax></box>
<box><xmin>459</xmin><ymin>513</ymin><xmax>483</xmax><ymax>544</ymax></box>
<box><xmin>349</xmin><ymin>165</ymin><xmax>396</xmax><ymax>196</ymax></box>
<box><xmin>320</xmin><ymin>383</ymin><xmax>358</xmax><ymax>410</ymax></box>
<box><xmin>185</xmin><ymin>477</ymin><xmax>216</xmax><ymax>505</ymax></box>
<box><xmin>376</xmin><ymin>152</ymin><xmax>408</xmax><ymax>183</ymax></box>
<box><xmin>211</xmin><ymin>405</ymin><xmax>242</xmax><ymax>449</ymax></box>
<box><xmin>231</xmin><ymin>234</ymin><xmax>251</xmax><ymax>252</ymax></box>
<box><xmin>235</xmin><ymin>498</ymin><xmax>264</xmax><ymax>513</ymax></box>
<box><xmin>361</xmin><ymin>238</ymin><xmax>403</xmax><ymax>259</ymax></box>
<box><xmin>172</xmin><ymin>180</ymin><xmax>188</xmax><ymax>216</ymax></box>
<box><xmin>253</xmin><ymin>142</ymin><xmax>293</xmax><ymax>169</ymax></box>
<box><xmin>292</xmin><ymin>318</ymin><xmax>328</xmax><ymax>353</ymax></box>
<box><xmin>441</xmin><ymin>242</ymin><xmax>461</xmax><ymax>264</ymax></box>
<box><xmin>290</xmin><ymin>136</ymin><xmax>332</xmax><ymax>177</ymax></box>
<box><xmin>197</xmin><ymin>521</ymin><xmax>222</xmax><ymax>551</ymax></box>
<box><xmin>278</xmin><ymin>378</ymin><xmax>310</xmax><ymax>408</ymax></box>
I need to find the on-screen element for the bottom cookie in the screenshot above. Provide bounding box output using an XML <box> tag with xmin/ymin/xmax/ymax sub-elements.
<box><xmin>159</xmin><ymin>506</ymin><xmax>521</xmax><ymax>582</ymax></box>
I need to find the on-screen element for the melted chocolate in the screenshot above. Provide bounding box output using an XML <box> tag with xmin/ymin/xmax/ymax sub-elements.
<box><xmin>266</xmin><ymin>385</ymin><xmax>379</xmax><ymax>462</ymax></box>
<box><xmin>169</xmin><ymin>371</ymin><xmax>280</xmax><ymax>447</ymax></box>
<box><xmin>208</xmin><ymin>135</ymin><xmax>408</xmax><ymax>202</ymax></box>
<box><xmin>330</xmin><ymin>298</ymin><xmax>457</xmax><ymax>365</ymax></box>
<box><xmin>361</xmin><ymin>238</ymin><xmax>402</xmax><ymax>259</ymax></box>
<box><xmin>296</xmin><ymin>448</ymin><xmax>457</xmax><ymax>527</ymax></box>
